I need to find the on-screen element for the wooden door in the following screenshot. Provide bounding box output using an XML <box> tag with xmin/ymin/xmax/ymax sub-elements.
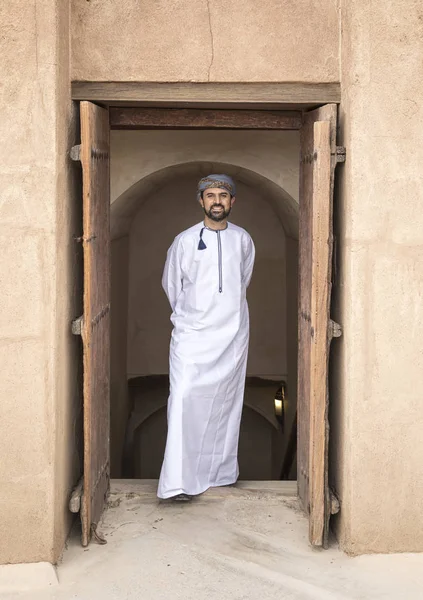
<box><xmin>298</xmin><ymin>104</ymin><xmax>340</xmax><ymax>547</ymax></box>
<box><xmin>80</xmin><ymin>101</ymin><xmax>111</xmax><ymax>546</ymax></box>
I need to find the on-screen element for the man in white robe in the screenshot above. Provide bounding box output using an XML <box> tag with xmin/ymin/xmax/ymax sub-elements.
<box><xmin>157</xmin><ymin>174</ymin><xmax>255</xmax><ymax>501</ymax></box>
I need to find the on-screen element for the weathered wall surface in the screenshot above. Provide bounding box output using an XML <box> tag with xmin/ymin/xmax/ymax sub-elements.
<box><xmin>330</xmin><ymin>0</ymin><xmax>423</xmax><ymax>554</ymax></box>
<box><xmin>54</xmin><ymin>0</ymin><xmax>84</xmax><ymax>561</ymax></box>
<box><xmin>110</xmin><ymin>130</ymin><xmax>300</xmax><ymax>206</ymax></box>
<box><xmin>71</xmin><ymin>0</ymin><xmax>339</xmax><ymax>83</ymax></box>
<box><xmin>0</xmin><ymin>0</ymin><xmax>81</xmax><ymax>564</ymax></box>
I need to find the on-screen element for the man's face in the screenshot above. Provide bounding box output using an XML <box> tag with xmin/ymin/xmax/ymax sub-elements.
<box><xmin>200</xmin><ymin>187</ymin><xmax>235</xmax><ymax>222</ymax></box>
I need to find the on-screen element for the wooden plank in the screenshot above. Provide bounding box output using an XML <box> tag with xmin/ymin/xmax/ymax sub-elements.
<box><xmin>309</xmin><ymin>104</ymin><xmax>337</xmax><ymax>549</ymax></box>
<box><xmin>309</xmin><ymin>119</ymin><xmax>331</xmax><ymax>546</ymax></box>
<box><xmin>80</xmin><ymin>101</ymin><xmax>111</xmax><ymax>547</ymax></box>
<box><xmin>110</xmin><ymin>107</ymin><xmax>302</xmax><ymax>130</ymax></box>
<box><xmin>72</xmin><ymin>81</ymin><xmax>341</xmax><ymax>106</ymax></box>
<box><xmin>298</xmin><ymin>103</ymin><xmax>337</xmax><ymax>548</ymax></box>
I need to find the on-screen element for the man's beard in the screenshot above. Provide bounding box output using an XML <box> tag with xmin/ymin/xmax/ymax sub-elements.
<box><xmin>203</xmin><ymin>204</ymin><xmax>231</xmax><ymax>222</ymax></box>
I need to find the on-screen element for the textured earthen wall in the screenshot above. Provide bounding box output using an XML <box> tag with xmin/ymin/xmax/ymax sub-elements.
<box><xmin>71</xmin><ymin>0</ymin><xmax>339</xmax><ymax>83</ymax></box>
<box><xmin>0</xmin><ymin>0</ymin><xmax>81</xmax><ymax>564</ymax></box>
<box><xmin>330</xmin><ymin>0</ymin><xmax>423</xmax><ymax>554</ymax></box>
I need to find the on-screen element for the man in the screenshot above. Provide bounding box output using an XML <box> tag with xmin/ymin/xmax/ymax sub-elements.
<box><xmin>157</xmin><ymin>174</ymin><xmax>255</xmax><ymax>502</ymax></box>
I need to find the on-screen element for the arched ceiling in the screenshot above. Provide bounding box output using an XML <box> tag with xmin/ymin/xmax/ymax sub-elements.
<box><xmin>111</xmin><ymin>161</ymin><xmax>299</xmax><ymax>240</ymax></box>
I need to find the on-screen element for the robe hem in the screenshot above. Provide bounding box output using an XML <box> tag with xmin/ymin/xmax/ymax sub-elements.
<box><xmin>157</xmin><ymin>477</ymin><xmax>238</xmax><ymax>500</ymax></box>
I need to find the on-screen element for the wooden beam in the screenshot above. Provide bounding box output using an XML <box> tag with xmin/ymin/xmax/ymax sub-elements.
<box><xmin>72</xmin><ymin>82</ymin><xmax>341</xmax><ymax>107</ymax></box>
<box><xmin>110</xmin><ymin>107</ymin><xmax>302</xmax><ymax>130</ymax></box>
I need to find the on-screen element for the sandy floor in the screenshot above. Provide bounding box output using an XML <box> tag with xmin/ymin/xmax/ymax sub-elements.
<box><xmin>3</xmin><ymin>480</ymin><xmax>423</xmax><ymax>600</ymax></box>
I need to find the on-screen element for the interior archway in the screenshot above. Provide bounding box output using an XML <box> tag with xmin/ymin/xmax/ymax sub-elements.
<box><xmin>110</xmin><ymin>161</ymin><xmax>299</xmax><ymax>482</ymax></box>
<box><xmin>111</xmin><ymin>161</ymin><xmax>299</xmax><ymax>240</ymax></box>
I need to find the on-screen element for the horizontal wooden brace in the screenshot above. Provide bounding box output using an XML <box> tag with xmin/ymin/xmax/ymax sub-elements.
<box><xmin>110</xmin><ymin>107</ymin><xmax>302</xmax><ymax>130</ymax></box>
<box><xmin>72</xmin><ymin>81</ymin><xmax>341</xmax><ymax>107</ymax></box>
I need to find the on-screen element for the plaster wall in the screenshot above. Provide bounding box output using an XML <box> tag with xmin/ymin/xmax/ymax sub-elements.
<box><xmin>110</xmin><ymin>130</ymin><xmax>300</xmax><ymax>207</ymax></box>
<box><xmin>71</xmin><ymin>0</ymin><xmax>339</xmax><ymax>83</ymax></box>
<box><xmin>0</xmin><ymin>0</ymin><xmax>81</xmax><ymax>564</ymax></box>
<box><xmin>330</xmin><ymin>0</ymin><xmax>423</xmax><ymax>553</ymax></box>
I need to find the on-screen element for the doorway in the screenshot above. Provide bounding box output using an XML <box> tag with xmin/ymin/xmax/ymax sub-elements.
<box><xmin>74</xmin><ymin>97</ymin><xmax>340</xmax><ymax>548</ymax></box>
<box><xmin>108</xmin><ymin>156</ymin><xmax>300</xmax><ymax>483</ymax></box>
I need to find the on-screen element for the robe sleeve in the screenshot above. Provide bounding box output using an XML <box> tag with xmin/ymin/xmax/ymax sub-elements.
<box><xmin>162</xmin><ymin>236</ymin><xmax>184</xmax><ymax>311</ymax></box>
<box><xmin>242</xmin><ymin>234</ymin><xmax>255</xmax><ymax>288</ymax></box>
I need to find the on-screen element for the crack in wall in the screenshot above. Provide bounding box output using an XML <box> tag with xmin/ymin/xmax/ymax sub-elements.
<box><xmin>34</xmin><ymin>0</ymin><xmax>39</xmax><ymax>74</ymax></box>
<box><xmin>206</xmin><ymin>0</ymin><xmax>215</xmax><ymax>81</ymax></box>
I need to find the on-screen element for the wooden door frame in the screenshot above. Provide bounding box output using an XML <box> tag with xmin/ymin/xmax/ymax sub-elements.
<box><xmin>72</xmin><ymin>81</ymin><xmax>341</xmax><ymax>545</ymax></box>
<box><xmin>72</xmin><ymin>81</ymin><xmax>340</xmax><ymax>131</ymax></box>
<box><xmin>72</xmin><ymin>81</ymin><xmax>340</xmax><ymax>109</ymax></box>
